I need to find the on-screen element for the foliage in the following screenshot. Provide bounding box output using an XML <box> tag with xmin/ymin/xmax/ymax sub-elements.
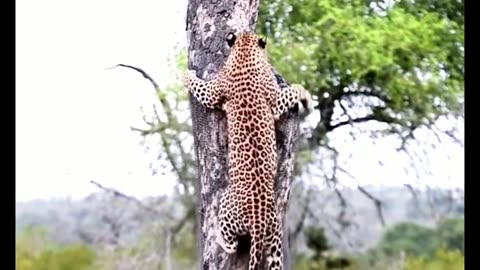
<box><xmin>376</xmin><ymin>222</ymin><xmax>438</xmax><ymax>258</ymax></box>
<box><xmin>352</xmin><ymin>248</ymin><xmax>464</xmax><ymax>270</ymax></box>
<box><xmin>374</xmin><ymin>218</ymin><xmax>464</xmax><ymax>259</ymax></box>
<box><xmin>92</xmin><ymin>220</ymin><xmax>196</xmax><ymax>270</ymax></box>
<box><xmin>258</xmin><ymin>0</ymin><xmax>464</xmax><ymax>145</ymax></box>
<box><xmin>305</xmin><ymin>227</ymin><xmax>330</xmax><ymax>259</ymax></box>
<box><xmin>436</xmin><ymin>217</ymin><xmax>464</xmax><ymax>253</ymax></box>
<box><xmin>16</xmin><ymin>226</ymin><xmax>96</xmax><ymax>270</ymax></box>
<box><xmin>404</xmin><ymin>249</ymin><xmax>464</xmax><ymax>270</ymax></box>
<box><xmin>300</xmin><ymin>226</ymin><xmax>354</xmax><ymax>269</ymax></box>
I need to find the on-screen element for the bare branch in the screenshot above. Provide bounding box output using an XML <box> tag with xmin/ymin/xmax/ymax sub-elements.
<box><xmin>339</xmin><ymin>88</ymin><xmax>392</xmax><ymax>105</ymax></box>
<box><xmin>289</xmin><ymin>188</ymin><xmax>315</xmax><ymax>243</ymax></box>
<box><xmin>130</xmin><ymin>126</ymin><xmax>158</xmax><ymax>136</ymax></box>
<box><xmin>324</xmin><ymin>218</ymin><xmax>354</xmax><ymax>251</ymax></box>
<box><xmin>153</xmin><ymin>103</ymin><xmax>162</xmax><ymax>121</ymax></box>
<box><xmin>305</xmin><ymin>204</ymin><xmax>321</xmax><ymax>224</ymax></box>
<box><xmin>334</xmin><ymin>188</ymin><xmax>347</xmax><ymax>210</ymax></box>
<box><xmin>357</xmin><ymin>185</ymin><xmax>386</xmax><ymax>226</ymax></box>
<box><xmin>329</xmin><ymin>109</ymin><xmax>396</xmax><ymax>131</ymax></box>
<box><xmin>168</xmin><ymin>206</ymin><xmax>196</xmax><ymax>247</ymax></box>
<box><xmin>107</xmin><ymin>64</ymin><xmax>160</xmax><ymax>92</ymax></box>
<box><xmin>108</xmin><ymin>63</ymin><xmax>176</xmax><ymax>122</ymax></box>
<box><xmin>330</xmin><ymin>114</ymin><xmax>377</xmax><ymax>130</ymax></box>
<box><xmin>90</xmin><ymin>180</ymin><xmax>167</xmax><ymax>219</ymax></box>
<box><xmin>441</xmin><ymin>190</ymin><xmax>455</xmax><ymax>220</ymax></box>
<box><xmin>445</xmin><ymin>128</ymin><xmax>464</xmax><ymax>146</ymax></box>
<box><xmin>397</xmin><ymin>128</ymin><xmax>416</xmax><ymax>152</ymax></box>
<box><xmin>337</xmin><ymin>165</ymin><xmax>355</xmax><ymax>180</ymax></box>
<box><xmin>333</xmin><ymin>187</ymin><xmax>352</xmax><ymax>231</ymax></box>
<box><xmin>404</xmin><ymin>184</ymin><xmax>427</xmax><ymax>218</ymax></box>
<box><xmin>140</xmin><ymin>106</ymin><xmax>155</xmax><ymax>127</ymax></box>
<box><xmin>110</xmin><ymin>64</ymin><xmax>189</xmax><ymax>183</ymax></box>
<box><xmin>337</xmin><ymin>100</ymin><xmax>353</xmax><ymax>122</ymax></box>
<box><xmin>428</xmin><ymin>116</ymin><xmax>464</xmax><ymax>147</ymax></box>
<box><xmin>91</xmin><ymin>179</ymin><xmax>195</xmax><ymax>253</ymax></box>
<box><xmin>425</xmin><ymin>187</ymin><xmax>439</xmax><ymax>222</ymax></box>
<box><xmin>404</xmin><ymin>184</ymin><xmax>418</xmax><ymax>200</ymax></box>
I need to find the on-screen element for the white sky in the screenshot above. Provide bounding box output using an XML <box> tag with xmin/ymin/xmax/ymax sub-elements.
<box><xmin>16</xmin><ymin>0</ymin><xmax>464</xmax><ymax>203</ymax></box>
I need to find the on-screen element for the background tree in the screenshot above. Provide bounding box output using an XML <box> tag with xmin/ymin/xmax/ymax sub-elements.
<box><xmin>256</xmin><ymin>0</ymin><xmax>463</xmax><ymax>254</ymax></box>
<box><xmin>258</xmin><ymin>0</ymin><xmax>463</xmax><ymax>166</ymax></box>
<box><xmin>258</xmin><ymin>0</ymin><xmax>463</xmax><ymax>145</ymax></box>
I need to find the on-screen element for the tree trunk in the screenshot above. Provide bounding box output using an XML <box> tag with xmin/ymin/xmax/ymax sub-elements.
<box><xmin>185</xmin><ymin>0</ymin><xmax>300</xmax><ymax>269</ymax></box>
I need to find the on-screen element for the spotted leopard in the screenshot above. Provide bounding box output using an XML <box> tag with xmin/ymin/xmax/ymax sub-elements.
<box><xmin>183</xmin><ymin>32</ymin><xmax>311</xmax><ymax>270</ymax></box>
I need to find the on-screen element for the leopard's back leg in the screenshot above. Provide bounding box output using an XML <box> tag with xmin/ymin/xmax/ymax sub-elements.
<box><xmin>216</xmin><ymin>187</ymin><xmax>247</xmax><ymax>254</ymax></box>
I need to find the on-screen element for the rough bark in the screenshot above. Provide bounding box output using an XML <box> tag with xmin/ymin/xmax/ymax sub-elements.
<box><xmin>185</xmin><ymin>0</ymin><xmax>300</xmax><ymax>269</ymax></box>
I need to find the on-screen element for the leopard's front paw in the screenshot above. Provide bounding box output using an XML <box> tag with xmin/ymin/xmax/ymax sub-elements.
<box><xmin>182</xmin><ymin>70</ymin><xmax>197</xmax><ymax>88</ymax></box>
<box><xmin>291</xmin><ymin>84</ymin><xmax>313</xmax><ymax>114</ymax></box>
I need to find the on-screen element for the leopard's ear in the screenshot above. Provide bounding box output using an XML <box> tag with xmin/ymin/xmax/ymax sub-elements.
<box><xmin>226</xmin><ymin>33</ymin><xmax>236</xmax><ymax>47</ymax></box>
<box><xmin>258</xmin><ymin>36</ymin><xmax>267</xmax><ymax>49</ymax></box>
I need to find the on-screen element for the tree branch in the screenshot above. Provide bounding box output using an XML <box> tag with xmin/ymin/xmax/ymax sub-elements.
<box><xmin>90</xmin><ymin>179</ymin><xmax>194</xmax><ymax>257</ymax></box>
<box><xmin>329</xmin><ymin>114</ymin><xmax>378</xmax><ymax>131</ymax></box>
<box><xmin>289</xmin><ymin>188</ymin><xmax>314</xmax><ymax>244</ymax></box>
<box><xmin>111</xmin><ymin>64</ymin><xmax>191</xmax><ymax>182</ymax></box>
<box><xmin>336</xmin><ymin>88</ymin><xmax>392</xmax><ymax>105</ymax></box>
<box><xmin>90</xmin><ymin>180</ymin><xmax>168</xmax><ymax>218</ymax></box>
<box><xmin>107</xmin><ymin>64</ymin><xmax>160</xmax><ymax>91</ymax></box>
<box><xmin>108</xmin><ymin>63</ymin><xmax>176</xmax><ymax>121</ymax></box>
<box><xmin>357</xmin><ymin>185</ymin><xmax>385</xmax><ymax>226</ymax></box>
<box><xmin>333</xmin><ymin>187</ymin><xmax>353</xmax><ymax>231</ymax></box>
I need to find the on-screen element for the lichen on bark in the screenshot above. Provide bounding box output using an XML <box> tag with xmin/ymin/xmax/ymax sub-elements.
<box><xmin>185</xmin><ymin>0</ymin><xmax>301</xmax><ymax>269</ymax></box>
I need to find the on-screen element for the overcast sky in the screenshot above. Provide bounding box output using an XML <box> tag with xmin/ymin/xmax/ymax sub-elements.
<box><xmin>16</xmin><ymin>0</ymin><xmax>464</xmax><ymax>203</ymax></box>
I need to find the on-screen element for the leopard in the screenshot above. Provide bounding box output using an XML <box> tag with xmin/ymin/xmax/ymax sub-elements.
<box><xmin>182</xmin><ymin>32</ymin><xmax>312</xmax><ymax>270</ymax></box>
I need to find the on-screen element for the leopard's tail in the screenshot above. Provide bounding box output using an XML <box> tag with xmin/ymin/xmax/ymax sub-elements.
<box><xmin>248</xmin><ymin>220</ymin><xmax>267</xmax><ymax>270</ymax></box>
